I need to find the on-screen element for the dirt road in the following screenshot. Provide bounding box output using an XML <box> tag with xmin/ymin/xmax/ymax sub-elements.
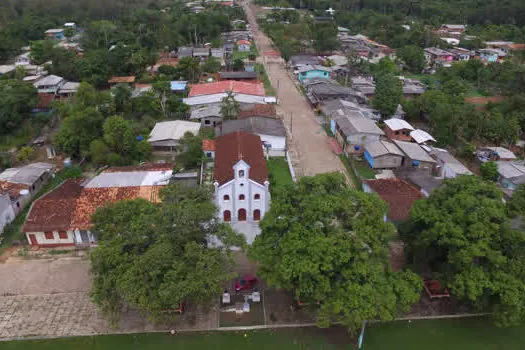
<box><xmin>243</xmin><ymin>2</ymin><xmax>347</xmax><ymax>178</ymax></box>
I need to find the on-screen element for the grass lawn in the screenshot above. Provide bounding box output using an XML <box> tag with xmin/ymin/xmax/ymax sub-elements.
<box><xmin>339</xmin><ymin>155</ymin><xmax>362</xmax><ymax>190</ymax></box>
<box><xmin>255</xmin><ymin>64</ymin><xmax>276</xmax><ymax>96</ymax></box>
<box><xmin>0</xmin><ymin>329</ymin><xmax>348</xmax><ymax>350</ymax></box>
<box><xmin>352</xmin><ymin>159</ymin><xmax>376</xmax><ymax>180</ymax></box>
<box><xmin>267</xmin><ymin>157</ymin><xmax>294</xmax><ymax>193</ymax></box>
<box><xmin>363</xmin><ymin>317</ymin><xmax>525</xmax><ymax>350</ymax></box>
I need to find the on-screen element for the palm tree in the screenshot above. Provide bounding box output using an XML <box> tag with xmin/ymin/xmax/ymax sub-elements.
<box><xmin>220</xmin><ymin>90</ymin><xmax>240</xmax><ymax>120</ymax></box>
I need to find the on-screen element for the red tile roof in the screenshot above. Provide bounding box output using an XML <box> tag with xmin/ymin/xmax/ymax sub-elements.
<box><xmin>214</xmin><ymin>131</ymin><xmax>268</xmax><ymax>186</ymax></box>
<box><xmin>22</xmin><ymin>179</ymin><xmax>84</xmax><ymax>233</ymax></box>
<box><xmin>239</xmin><ymin>104</ymin><xmax>277</xmax><ymax>119</ymax></box>
<box><xmin>103</xmin><ymin>163</ymin><xmax>173</xmax><ymax>173</ymax></box>
<box><xmin>36</xmin><ymin>93</ymin><xmax>55</xmax><ymax>109</ymax></box>
<box><xmin>363</xmin><ymin>178</ymin><xmax>424</xmax><ymax>221</ymax></box>
<box><xmin>188</xmin><ymin>80</ymin><xmax>265</xmax><ymax>97</ymax></box>
<box><xmin>0</xmin><ymin>181</ymin><xmax>30</xmax><ymax>199</ymax></box>
<box><xmin>237</xmin><ymin>40</ymin><xmax>251</xmax><ymax>46</ymax></box>
<box><xmin>202</xmin><ymin>139</ymin><xmax>215</xmax><ymax>151</ymax></box>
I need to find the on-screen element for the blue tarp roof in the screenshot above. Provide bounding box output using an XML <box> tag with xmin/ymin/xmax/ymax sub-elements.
<box><xmin>171</xmin><ymin>81</ymin><xmax>188</xmax><ymax>91</ymax></box>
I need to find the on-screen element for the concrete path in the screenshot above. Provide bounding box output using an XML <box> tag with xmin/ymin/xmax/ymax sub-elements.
<box><xmin>243</xmin><ymin>2</ymin><xmax>347</xmax><ymax>178</ymax></box>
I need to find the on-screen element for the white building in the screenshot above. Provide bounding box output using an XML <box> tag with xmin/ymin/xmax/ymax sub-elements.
<box><xmin>213</xmin><ymin>131</ymin><xmax>270</xmax><ymax>244</ymax></box>
<box><xmin>0</xmin><ymin>194</ymin><xmax>16</xmax><ymax>235</ymax></box>
<box><xmin>148</xmin><ymin>120</ymin><xmax>201</xmax><ymax>152</ymax></box>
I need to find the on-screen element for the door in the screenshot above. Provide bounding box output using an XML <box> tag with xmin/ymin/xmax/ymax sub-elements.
<box><xmin>253</xmin><ymin>209</ymin><xmax>261</xmax><ymax>221</ymax></box>
<box><xmin>238</xmin><ymin>208</ymin><xmax>246</xmax><ymax>221</ymax></box>
<box><xmin>223</xmin><ymin>210</ymin><xmax>231</xmax><ymax>222</ymax></box>
<box><xmin>28</xmin><ymin>234</ymin><xmax>38</xmax><ymax>246</ymax></box>
<box><xmin>79</xmin><ymin>230</ymin><xmax>89</xmax><ymax>243</ymax></box>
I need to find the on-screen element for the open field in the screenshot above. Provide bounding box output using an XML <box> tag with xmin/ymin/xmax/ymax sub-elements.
<box><xmin>0</xmin><ymin>328</ymin><xmax>351</xmax><ymax>350</ymax></box>
<box><xmin>364</xmin><ymin>317</ymin><xmax>525</xmax><ymax>350</ymax></box>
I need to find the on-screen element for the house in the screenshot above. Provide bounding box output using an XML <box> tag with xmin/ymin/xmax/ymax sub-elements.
<box><xmin>224</xmin><ymin>43</ymin><xmax>235</xmax><ymax>55</ymax></box>
<box><xmin>495</xmin><ymin>161</ymin><xmax>525</xmax><ymax>191</ymax></box>
<box><xmin>33</xmin><ymin>75</ymin><xmax>65</xmax><ymax>93</ymax></box>
<box><xmin>331</xmin><ymin>115</ymin><xmax>384</xmax><ymax>154</ymax></box>
<box><xmin>183</xmin><ymin>93</ymin><xmax>268</xmax><ymax>107</ymax></box>
<box><xmin>477</xmin><ymin>147</ymin><xmax>517</xmax><ymax>162</ymax></box>
<box><xmin>395</xmin><ymin>167</ymin><xmax>444</xmax><ymax>197</ymax></box>
<box><xmin>15</xmin><ymin>52</ymin><xmax>32</xmax><ymax>66</ymax></box>
<box><xmin>0</xmin><ymin>163</ymin><xmax>55</xmax><ymax>215</ymax></box>
<box><xmin>213</xmin><ymin>131</ymin><xmax>270</xmax><ymax>243</ymax></box>
<box><xmin>188</xmin><ymin>80</ymin><xmax>265</xmax><ymax>97</ymax></box>
<box><xmin>290</xmin><ymin>55</ymin><xmax>321</xmax><ymax>69</ymax></box>
<box><xmin>203</xmin><ymin>139</ymin><xmax>216</xmax><ymax>159</ymax></box>
<box><xmin>363</xmin><ymin>178</ymin><xmax>425</xmax><ymax>221</ymax></box>
<box><xmin>193</xmin><ymin>48</ymin><xmax>210</xmax><ymax>60</ymax></box>
<box><xmin>446</xmin><ymin>48</ymin><xmax>474</xmax><ymax>61</ymax></box>
<box><xmin>484</xmin><ymin>41</ymin><xmax>516</xmax><ymax>53</ymax></box>
<box><xmin>340</xmin><ymin>34</ymin><xmax>394</xmax><ymax>63</ymax></box>
<box><xmin>236</xmin><ymin>40</ymin><xmax>251</xmax><ymax>52</ymax></box>
<box><xmin>384</xmin><ymin>118</ymin><xmax>414</xmax><ymax>142</ymax></box>
<box><xmin>44</xmin><ymin>29</ymin><xmax>65</xmax><ymax>40</ymax></box>
<box><xmin>108</xmin><ymin>76</ymin><xmax>135</xmax><ymax>87</ymax></box>
<box><xmin>219</xmin><ymin>71</ymin><xmax>258</xmax><ymax>81</ymax></box>
<box><xmin>211</xmin><ymin>48</ymin><xmax>225</xmax><ymax>59</ymax></box>
<box><xmin>22</xmin><ymin>164</ymin><xmax>173</xmax><ymax>247</ymax></box>
<box><xmin>170</xmin><ymin>80</ymin><xmax>188</xmax><ymax>94</ymax></box>
<box><xmin>410</xmin><ymin>129</ymin><xmax>436</xmax><ymax>145</ymax></box>
<box><xmin>0</xmin><ymin>194</ymin><xmax>16</xmax><ymax>235</ymax></box>
<box><xmin>476</xmin><ymin>49</ymin><xmax>500</xmax><ymax>63</ymax></box>
<box><xmin>364</xmin><ymin>140</ymin><xmax>404</xmax><ymax>169</ymax></box>
<box><xmin>399</xmin><ymin>78</ymin><xmax>426</xmax><ymax>98</ymax></box>
<box><xmin>320</xmin><ymin>98</ymin><xmax>380</xmax><ymax>120</ymax></box>
<box><xmin>424</xmin><ymin>48</ymin><xmax>455</xmax><ymax>66</ymax></box>
<box><xmin>437</xmin><ymin>24</ymin><xmax>466</xmax><ymax>38</ymax></box>
<box><xmin>131</xmin><ymin>84</ymin><xmax>153</xmax><ymax>98</ymax></box>
<box><xmin>177</xmin><ymin>47</ymin><xmax>194</xmax><ymax>58</ymax></box>
<box><xmin>431</xmin><ymin>148</ymin><xmax>473</xmax><ymax>178</ymax></box>
<box><xmin>57</xmin><ymin>82</ymin><xmax>80</xmax><ymax>100</ymax></box>
<box><xmin>296</xmin><ymin>65</ymin><xmax>330</xmax><ymax>82</ymax></box>
<box><xmin>190</xmin><ymin>104</ymin><xmax>222</xmax><ymax>127</ymax></box>
<box><xmin>238</xmin><ymin>104</ymin><xmax>277</xmax><ymax>119</ymax></box>
<box><xmin>0</xmin><ymin>65</ymin><xmax>16</xmax><ymax>76</ymax></box>
<box><xmin>393</xmin><ymin>140</ymin><xmax>436</xmax><ymax>170</ymax></box>
<box><xmin>216</xmin><ymin>117</ymin><xmax>287</xmax><ymax>156</ymax></box>
<box><xmin>148</xmin><ymin>120</ymin><xmax>201</xmax><ymax>151</ymax></box>
<box><xmin>302</xmin><ymin>78</ymin><xmax>362</xmax><ymax>105</ymax></box>
<box><xmin>33</xmin><ymin>93</ymin><xmax>55</xmax><ymax>114</ymax></box>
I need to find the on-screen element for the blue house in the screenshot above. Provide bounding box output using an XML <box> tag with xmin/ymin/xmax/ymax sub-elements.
<box><xmin>477</xmin><ymin>49</ymin><xmax>499</xmax><ymax>63</ymax></box>
<box><xmin>297</xmin><ymin>65</ymin><xmax>330</xmax><ymax>82</ymax></box>
<box><xmin>171</xmin><ymin>81</ymin><xmax>188</xmax><ymax>94</ymax></box>
<box><xmin>44</xmin><ymin>29</ymin><xmax>65</xmax><ymax>41</ymax></box>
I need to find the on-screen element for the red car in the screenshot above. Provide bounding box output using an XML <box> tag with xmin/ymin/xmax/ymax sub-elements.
<box><xmin>234</xmin><ymin>274</ymin><xmax>258</xmax><ymax>292</ymax></box>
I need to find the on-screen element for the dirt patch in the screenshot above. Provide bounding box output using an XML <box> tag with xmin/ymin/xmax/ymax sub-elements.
<box><xmin>264</xmin><ymin>289</ymin><xmax>317</xmax><ymax>325</ymax></box>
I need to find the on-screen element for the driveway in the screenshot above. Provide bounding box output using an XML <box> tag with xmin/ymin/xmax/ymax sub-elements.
<box><xmin>243</xmin><ymin>2</ymin><xmax>347</xmax><ymax>179</ymax></box>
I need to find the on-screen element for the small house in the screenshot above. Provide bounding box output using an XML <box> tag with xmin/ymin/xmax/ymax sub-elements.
<box><xmin>193</xmin><ymin>48</ymin><xmax>210</xmax><ymax>60</ymax></box>
<box><xmin>211</xmin><ymin>48</ymin><xmax>225</xmax><ymax>58</ymax></box>
<box><xmin>33</xmin><ymin>75</ymin><xmax>65</xmax><ymax>93</ymax></box>
<box><xmin>219</xmin><ymin>71</ymin><xmax>258</xmax><ymax>82</ymax></box>
<box><xmin>190</xmin><ymin>104</ymin><xmax>222</xmax><ymax>127</ymax></box>
<box><xmin>44</xmin><ymin>29</ymin><xmax>65</xmax><ymax>40</ymax></box>
<box><xmin>410</xmin><ymin>129</ymin><xmax>436</xmax><ymax>145</ymax></box>
<box><xmin>15</xmin><ymin>52</ymin><xmax>31</xmax><ymax>66</ymax></box>
<box><xmin>203</xmin><ymin>139</ymin><xmax>216</xmax><ymax>159</ymax></box>
<box><xmin>108</xmin><ymin>76</ymin><xmax>136</xmax><ymax>88</ymax></box>
<box><xmin>297</xmin><ymin>65</ymin><xmax>330</xmax><ymax>82</ymax></box>
<box><xmin>331</xmin><ymin>115</ymin><xmax>384</xmax><ymax>154</ymax></box>
<box><xmin>0</xmin><ymin>65</ymin><xmax>16</xmax><ymax>76</ymax></box>
<box><xmin>393</xmin><ymin>140</ymin><xmax>436</xmax><ymax>171</ymax></box>
<box><xmin>431</xmin><ymin>148</ymin><xmax>473</xmax><ymax>178</ymax></box>
<box><xmin>424</xmin><ymin>47</ymin><xmax>454</xmax><ymax>66</ymax></box>
<box><xmin>477</xmin><ymin>147</ymin><xmax>517</xmax><ymax>162</ymax></box>
<box><xmin>384</xmin><ymin>118</ymin><xmax>414</xmax><ymax>142</ymax></box>
<box><xmin>57</xmin><ymin>82</ymin><xmax>80</xmax><ymax>100</ymax></box>
<box><xmin>477</xmin><ymin>49</ymin><xmax>499</xmax><ymax>63</ymax></box>
<box><xmin>495</xmin><ymin>161</ymin><xmax>525</xmax><ymax>191</ymax></box>
<box><xmin>177</xmin><ymin>47</ymin><xmax>194</xmax><ymax>58</ymax></box>
<box><xmin>364</xmin><ymin>140</ymin><xmax>404</xmax><ymax>169</ymax></box>
<box><xmin>363</xmin><ymin>178</ymin><xmax>425</xmax><ymax>221</ymax></box>
<box><xmin>170</xmin><ymin>80</ymin><xmax>188</xmax><ymax>94</ymax></box>
<box><xmin>0</xmin><ymin>194</ymin><xmax>16</xmax><ymax>235</ymax></box>
<box><xmin>148</xmin><ymin>120</ymin><xmax>201</xmax><ymax>152</ymax></box>
<box><xmin>236</xmin><ymin>40</ymin><xmax>251</xmax><ymax>52</ymax></box>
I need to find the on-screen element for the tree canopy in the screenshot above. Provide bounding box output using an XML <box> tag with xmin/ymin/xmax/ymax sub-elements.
<box><xmin>0</xmin><ymin>80</ymin><xmax>38</xmax><ymax>135</ymax></box>
<box><xmin>373</xmin><ymin>74</ymin><xmax>403</xmax><ymax>116</ymax></box>
<box><xmin>90</xmin><ymin>184</ymin><xmax>245</xmax><ymax>323</ymax></box>
<box><xmin>402</xmin><ymin>176</ymin><xmax>525</xmax><ymax>327</ymax></box>
<box><xmin>249</xmin><ymin>173</ymin><xmax>422</xmax><ymax>332</ymax></box>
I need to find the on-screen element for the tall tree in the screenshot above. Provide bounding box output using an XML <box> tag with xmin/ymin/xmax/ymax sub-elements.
<box><xmin>397</xmin><ymin>45</ymin><xmax>426</xmax><ymax>73</ymax></box>
<box><xmin>249</xmin><ymin>173</ymin><xmax>422</xmax><ymax>332</ymax></box>
<box><xmin>90</xmin><ymin>184</ymin><xmax>245</xmax><ymax>323</ymax></box>
<box><xmin>103</xmin><ymin>115</ymin><xmax>135</xmax><ymax>155</ymax></box>
<box><xmin>177</xmin><ymin>57</ymin><xmax>201</xmax><ymax>83</ymax></box>
<box><xmin>0</xmin><ymin>80</ymin><xmax>37</xmax><ymax>135</ymax></box>
<box><xmin>373</xmin><ymin>74</ymin><xmax>403</xmax><ymax>116</ymax></box>
<box><xmin>55</xmin><ymin>108</ymin><xmax>104</xmax><ymax>159</ymax></box>
<box><xmin>403</xmin><ymin>176</ymin><xmax>525</xmax><ymax>327</ymax></box>
<box><xmin>220</xmin><ymin>90</ymin><xmax>240</xmax><ymax>120</ymax></box>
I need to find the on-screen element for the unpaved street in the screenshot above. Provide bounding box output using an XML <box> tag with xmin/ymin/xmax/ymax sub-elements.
<box><xmin>244</xmin><ymin>2</ymin><xmax>347</xmax><ymax>178</ymax></box>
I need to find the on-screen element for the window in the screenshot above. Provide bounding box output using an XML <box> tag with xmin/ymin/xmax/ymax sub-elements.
<box><xmin>58</xmin><ymin>231</ymin><xmax>68</xmax><ymax>239</ymax></box>
<box><xmin>238</xmin><ymin>170</ymin><xmax>245</xmax><ymax>178</ymax></box>
<box><xmin>16</xmin><ymin>202</ymin><xmax>20</xmax><ymax>208</ymax></box>
<box><xmin>254</xmin><ymin>194</ymin><xmax>260</xmax><ymax>200</ymax></box>
<box><xmin>44</xmin><ymin>232</ymin><xmax>54</xmax><ymax>240</ymax></box>
<box><xmin>395</xmin><ymin>131</ymin><xmax>399</xmax><ymax>135</ymax></box>
<box><xmin>223</xmin><ymin>195</ymin><xmax>230</xmax><ymax>201</ymax></box>
<box><xmin>239</xmin><ymin>194</ymin><xmax>245</xmax><ymax>201</ymax></box>
<box><xmin>206</xmin><ymin>152</ymin><xmax>213</xmax><ymax>158</ymax></box>
<box><xmin>204</xmin><ymin>120</ymin><xmax>211</xmax><ymax>125</ymax></box>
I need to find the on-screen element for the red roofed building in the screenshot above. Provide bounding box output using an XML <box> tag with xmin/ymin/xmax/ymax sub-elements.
<box><xmin>188</xmin><ymin>80</ymin><xmax>265</xmax><ymax>97</ymax></box>
<box><xmin>363</xmin><ymin>178</ymin><xmax>424</xmax><ymax>221</ymax></box>
<box><xmin>22</xmin><ymin>164</ymin><xmax>173</xmax><ymax>247</ymax></box>
<box><xmin>203</xmin><ymin>139</ymin><xmax>216</xmax><ymax>159</ymax></box>
<box><xmin>213</xmin><ymin>131</ymin><xmax>270</xmax><ymax>242</ymax></box>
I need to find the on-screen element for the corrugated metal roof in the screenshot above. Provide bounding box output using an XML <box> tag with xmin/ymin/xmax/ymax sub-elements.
<box><xmin>365</xmin><ymin>140</ymin><xmax>404</xmax><ymax>157</ymax></box>
<box><xmin>384</xmin><ymin>118</ymin><xmax>414</xmax><ymax>131</ymax></box>
<box><xmin>84</xmin><ymin>170</ymin><xmax>172</xmax><ymax>188</ymax></box>
<box><xmin>432</xmin><ymin>148</ymin><xmax>472</xmax><ymax>175</ymax></box>
<box><xmin>393</xmin><ymin>140</ymin><xmax>436</xmax><ymax>163</ymax></box>
<box><xmin>149</xmin><ymin>120</ymin><xmax>201</xmax><ymax>142</ymax></box>
<box><xmin>183</xmin><ymin>93</ymin><xmax>267</xmax><ymax>106</ymax></box>
<box><xmin>410</xmin><ymin>129</ymin><xmax>436</xmax><ymax>144</ymax></box>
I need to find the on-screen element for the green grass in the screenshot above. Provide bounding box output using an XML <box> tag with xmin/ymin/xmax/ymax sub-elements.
<box><xmin>364</xmin><ymin>317</ymin><xmax>525</xmax><ymax>350</ymax></box>
<box><xmin>0</xmin><ymin>329</ymin><xmax>345</xmax><ymax>349</ymax></box>
<box><xmin>353</xmin><ymin>159</ymin><xmax>376</xmax><ymax>180</ymax></box>
<box><xmin>267</xmin><ymin>157</ymin><xmax>294</xmax><ymax>194</ymax></box>
<box><xmin>339</xmin><ymin>155</ymin><xmax>362</xmax><ymax>191</ymax></box>
<box><xmin>255</xmin><ymin>64</ymin><xmax>276</xmax><ymax>96</ymax></box>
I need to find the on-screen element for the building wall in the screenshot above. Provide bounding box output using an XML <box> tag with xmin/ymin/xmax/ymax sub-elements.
<box><xmin>346</xmin><ymin>132</ymin><xmax>381</xmax><ymax>153</ymax></box>
<box><xmin>385</xmin><ymin>126</ymin><xmax>412</xmax><ymax>141</ymax></box>
<box><xmin>299</xmin><ymin>70</ymin><xmax>329</xmax><ymax>82</ymax></box>
<box><xmin>201</xmin><ymin>116</ymin><xmax>222</xmax><ymax>127</ymax></box>
<box><xmin>0</xmin><ymin>196</ymin><xmax>16</xmax><ymax>235</ymax></box>
<box><xmin>215</xmin><ymin>160</ymin><xmax>270</xmax><ymax>225</ymax></box>
<box><xmin>402</xmin><ymin>158</ymin><xmax>435</xmax><ymax>172</ymax></box>
<box><xmin>365</xmin><ymin>151</ymin><xmax>403</xmax><ymax>169</ymax></box>
<box><xmin>25</xmin><ymin>230</ymin><xmax>75</xmax><ymax>247</ymax></box>
<box><xmin>258</xmin><ymin>134</ymin><xmax>286</xmax><ymax>156</ymax></box>
<box><xmin>238</xmin><ymin>44</ymin><xmax>251</xmax><ymax>52</ymax></box>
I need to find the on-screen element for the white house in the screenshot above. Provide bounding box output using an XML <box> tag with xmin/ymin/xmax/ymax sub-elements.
<box><xmin>148</xmin><ymin>120</ymin><xmax>201</xmax><ymax>152</ymax></box>
<box><xmin>213</xmin><ymin>131</ymin><xmax>270</xmax><ymax>244</ymax></box>
<box><xmin>0</xmin><ymin>194</ymin><xmax>16</xmax><ymax>235</ymax></box>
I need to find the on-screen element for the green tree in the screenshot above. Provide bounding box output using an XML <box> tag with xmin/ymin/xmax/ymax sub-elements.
<box><xmin>220</xmin><ymin>90</ymin><xmax>240</xmax><ymax>120</ymax></box>
<box><xmin>29</xmin><ymin>40</ymin><xmax>55</xmax><ymax>65</ymax></box>
<box><xmin>55</xmin><ymin>108</ymin><xmax>104</xmax><ymax>159</ymax></box>
<box><xmin>397</xmin><ymin>45</ymin><xmax>426</xmax><ymax>73</ymax></box>
<box><xmin>403</xmin><ymin>176</ymin><xmax>525</xmax><ymax>327</ymax></box>
<box><xmin>16</xmin><ymin>146</ymin><xmax>35</xmax><ymax>163</ymax></box>
<box><xmin>480</xmin><ymin>161</ymin><xmax>499</xmax><ymax>181</ymax></box>
<box><xmin>201</xmin><ymin>57</ymin><xmax>221</xmax><ymax>74</ymax></box>
<box><xmin>89</xmin><ymin>139</ymin><xmax>110</xmax><ymax>166</ymax></box>
<box><xmin>373</xmin><ymin>74</ymin><xmax>403</xmax><ymax>116</ymax></box>
<box><xmin>506</xmin><ymin>184</ymin><xmax>525</xmax><ymax>218</ymax></box>
<box><xmin>112</xmin><ymin>84</ymin><xmax>132</xmax><ymax>114</ymax></box>
<box><xmin>177</xmin><ymin>56</ymin><xmax>201</xmax><ymax>83</ymax></box>
<box><xmin>233</xmin><ymin>58</ymin><xmax>245</xmax><ymax>71</ymax></box>
<box><xmin>176</xmin><ymin>132</ymin><xmax>203</xmax><ymax>169</ymax></box>
<box><xmin>313</xmin><ymin>24</ymin><xmax>339</xmax><ymax>53</ymax></box>
<box><xmin>249</xmin><ymin>173</ymin><xmax>422</xmax><ymax>332</ymax></box>
<box><xmin>0</xmin><ymin>80</ymin><xmax>38</xmax><ymax>135</ymax></box>
<box><xmin>63</xmin><ymin>27</ymin><xmax>76</xmax><ymax>39</ymax></box>
<box><xmin>103</xmin><ymin>116</ymin><xmax>135</xmax><ymax>155</ymax></box>
<box><xmin>90</xmin><ymin>184</ymin><xmax>244</xmax><ymax>323</ymax></box>
<box><xmin>49</xmin><ymin>47</ymin><xmax>79</xmax><ymax>81</ymax></box>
